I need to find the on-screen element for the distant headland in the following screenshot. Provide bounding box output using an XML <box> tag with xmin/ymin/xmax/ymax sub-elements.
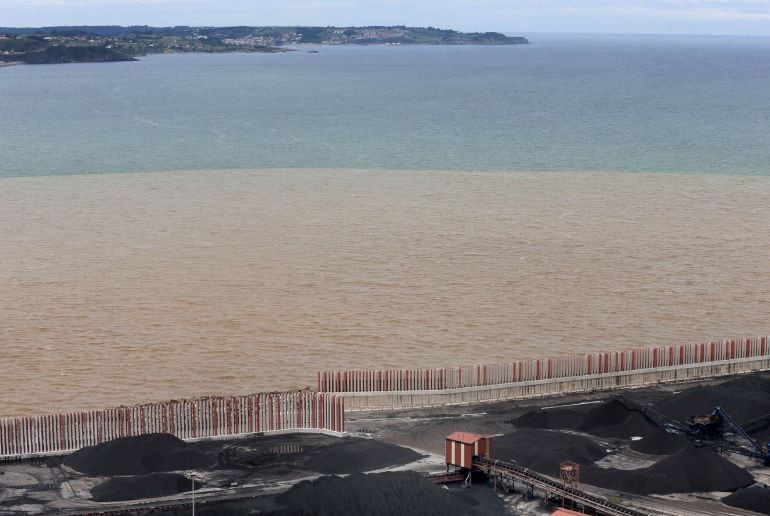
<box><xmin>0</xmin><ymin>26</ymin><xmax>529</xmax><ymax>66</ymax></box>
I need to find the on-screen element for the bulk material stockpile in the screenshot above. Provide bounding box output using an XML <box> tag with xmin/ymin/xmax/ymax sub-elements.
<box><xmin>318</xmin><ymin>337</ymin><xmax>770</xmax><ymax>410</ymax></box>
<box><xmin>0</xmin><ymin>391</ymin><xmax>344</xmax><ymax>459</ymax></box>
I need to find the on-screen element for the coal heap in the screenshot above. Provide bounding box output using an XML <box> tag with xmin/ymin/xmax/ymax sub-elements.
<box><xmin>513</xmin><ymin>376</ymin><xmax>770</xmax><ymax>455</ymax></box>
<box><xmin>627</xmin><ymin>425</ymin><xmax>688</xmax><ymax>455</ymax></box>
<box><xmin>306</xmin><ymin>438</ymin><xmax>422</xmax><ymax>474</ymax></box>
<box><xmin>512</xmin><ymin>407</ymin><xmax>583</xmax><ymax>430</ymax></box>
<box><xmin>576</xmin><ymin>400</ymin><xmax>631</xmax><ymax>433</ymax></box>
<box><xmin>582</xmin><ymin>445</ymin><xmax>754</xmax><ymax>495</ymax></box>
<box><xmin>513</xmin><ymin>400</ymin><xmax>686</xmax><ymax>455</ymax></box>
<box><xmin>722</xmin><ymin>485</ymin><xmax>770</xmax><ymax>515</ymax></box>
<box><xmin>493</xmin><ymin>428</ymin><xmax>608</xmax><ymax>475</ymax></box>
<box><xmin>64</xmin><ymin>433</ymin><xmax>214</xmax><ymax>476</ymax></box>
<box><xmin>91</xmin><ymin>472</ymin><xmax>202</xmax><ymax>502</ymax></box>
<box><xmin>576</xmin><ymin>400</ymin><xmax>687</xmax><ymax>454</ymax></box>
<box><xmin>274</xmin><ymin>471</ymin><xmax>493</xmax><ymax>516</ymax></box>
<box><xmin>654</xmin><ymin>374</ymin><xmax>770</xmax><ymax>422</ymax></box>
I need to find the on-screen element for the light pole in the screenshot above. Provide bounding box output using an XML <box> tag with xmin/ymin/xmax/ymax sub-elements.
<box><xmin>190</xmin><ymin>473</ymin><xmax>196</xmax><ymax>516</ymax></box>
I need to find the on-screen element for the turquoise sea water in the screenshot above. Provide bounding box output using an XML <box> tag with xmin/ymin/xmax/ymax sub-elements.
<box><xmin>1</xmin><ymin>33</ymin><xmax>770</xmax><ymax>177</ymax></box>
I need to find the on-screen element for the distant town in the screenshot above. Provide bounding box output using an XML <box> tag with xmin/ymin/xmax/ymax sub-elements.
<box><xmin>0</xmin><ymin>25</ymin><xmax>529</xmax><ymax>65</ymax></box>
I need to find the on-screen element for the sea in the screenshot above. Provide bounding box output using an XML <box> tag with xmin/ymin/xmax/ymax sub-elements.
<box><xmin>1</xmin><ymin>33</ymin><xmax>769</xmax><ymax>416</ymax></box>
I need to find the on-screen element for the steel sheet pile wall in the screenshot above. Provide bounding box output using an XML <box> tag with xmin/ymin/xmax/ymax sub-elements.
<box><xmin>318</xmin><ymin>337</ymin><xmax>770</xmax><ymax>409</ymax></box>
<box><xmin>0</xmin><ymin>391</ymin><xmax>343</xmax><ymax>459</ymax></box>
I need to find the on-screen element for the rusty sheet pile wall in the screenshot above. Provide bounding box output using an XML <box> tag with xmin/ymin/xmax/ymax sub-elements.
<box><xmin>0</xmin><ymin>391</ymin><xmax>343</xmax><ymax>459</ymax></box>
<box><xmin>318</xmin><ymin>337</ymin><xmax>770</xmax><ymax>409</ymax></box>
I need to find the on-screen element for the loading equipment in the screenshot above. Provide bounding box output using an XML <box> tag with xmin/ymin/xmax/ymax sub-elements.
<box><xmin>692</xmin><ymin>406</ymin><xmax>770</xmax><ymax>465</ymax></box>
<box><xmin>615</xmin><ymin>394</ymin><xmax>770</xmax><ymax>465</ymax></box>
<box><xmin>614</xmin><ymin>394</ymin><xmax>690</xmax><ymax>435</ymax></box>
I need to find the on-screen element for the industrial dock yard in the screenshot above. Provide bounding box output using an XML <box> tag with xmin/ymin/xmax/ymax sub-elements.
<box><xmin>2</xmin><ymin>367</ymin><xmax>770</xmax><ymax>515</ymax></box>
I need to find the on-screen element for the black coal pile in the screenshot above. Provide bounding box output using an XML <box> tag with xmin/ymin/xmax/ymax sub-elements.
<box><xmin>628</xmin><ymin>426</ymin><xmax>688</xmax><ymax>455</ymax></box>
<box><xmin>576</xmin><ymin>400</ymin><xmax>631</xmax><ymax>434</ymax></box>
<box><xmin>722</xmin><ymin>485</ymin><xmax>770</xmax><ymax>515</ymax></box>
<box><xmin>513</xmin><ymin>400</ymin><xmax>687</xmax><ymax>455</ymax></box>
<box><xmin>306</xmin><ymin>438</ymin><xmax>422</xmax><ymax>474</ymax></box>
<box><xmin>512</xmin><ymin>407</ymin><xmax>583</xmax><ymax>430</ymax></box>
<box><xmin>274</xmin><ymin>471</ymin><xmax>495</xmax><ymax>515</ymax></box>
<box><xmin>64</xmin><ymin>433</ymin><xmax>214</xmax><ymax>476</ymax></box>
<box><xmin>493</xmin><ymin>428</ymin><xmax>608</xmax><ymax>475</ymax></box>
<box><xmin>654</xmin><ymin>375</ymin><xmax>770</xmax><ymax>422</ymax></box>
<box><xmin>582</xmin><ymin>445</ymin><xmax>754</xmax><ymax>495</ymax></box>
<box><xmin>572</xmin><ymin>400</ymin><xmax>686</xmax><ymax>454</ymax></box>
<box><xmin>91</xmin><ymin>472</ymin><xmax>202</xmax><ymax>502</ymax></box>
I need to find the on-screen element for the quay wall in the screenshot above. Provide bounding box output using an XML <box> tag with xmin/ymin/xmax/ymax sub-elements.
<box><xmin>0</xmin><ymin>391</ymin><xmax>344</xmax><ymax>460</ymax></box>
<box><xmin>317</xmin><ymin>337</ymin><xmax>770</xmax><ymax>410</ymax></box>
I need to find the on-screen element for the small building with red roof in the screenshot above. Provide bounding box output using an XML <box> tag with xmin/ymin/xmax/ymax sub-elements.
<box><xmin>445</xmin><ymin>431</ymin><xmax>492</xmax><ymax>469</ymax></box>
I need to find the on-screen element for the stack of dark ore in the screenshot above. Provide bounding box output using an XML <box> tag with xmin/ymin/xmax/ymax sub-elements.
<box><xmin>582</xmin><ymin>445</ymin><xmax>754</xmax><ymax>495</ymax></box>
<box><xmin>274</xmin><ymin>471</ymin><xmax>497</xmax><ymax>515</ymax></box>
<box><xmin>493</xmin><ymin>428</ymin><xmax>608</xmax><ymax>475</ymax></box>
<box><xmin>512</xmin><ymin>407</ymin><xmax>583</xmax><ymax>431</ymax></box>
<box><xmin>64</xmin><ymin>433</ymin><xmax>214</xmax><ymax>475</ymax></box>
<box><xmin>654</xmin><ymin>375</ymin><xmax>770</xmax><ymax>422</ymax></box>
<box><xmin>91</xmin><ymin>472</ymin><xmax>202</xmax><ymax>502</ymax></box>
<box><xmin>722</xmin><ymin>485</ymin><xmax>770</xmax><ymax>515</ymax></box>
<box><xmin>307</xmin><ymin>438</ymin><xmax>422</xmax><ymax>474</ymax></box>
<box><xmin>578</xmin><ymin>400</ymin><xmax>687</xmax><ymax>454</ymax></box>
<box><xmin>513</xmin><ymin>400</ymin><xmax>686</xmax><ymax>455</ymax></box>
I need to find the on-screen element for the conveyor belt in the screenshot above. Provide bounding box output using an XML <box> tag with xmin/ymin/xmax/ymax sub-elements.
<box><xmin>473</xmin><ymin>457</ymin><xmax>650</xmax><ymax>516</ymax></box>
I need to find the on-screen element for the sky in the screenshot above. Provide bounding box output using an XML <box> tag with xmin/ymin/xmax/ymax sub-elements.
<box><xmin>1</xmin><ymin>0</ymin><xmax>770</xmax><ymax>36</ymax></box>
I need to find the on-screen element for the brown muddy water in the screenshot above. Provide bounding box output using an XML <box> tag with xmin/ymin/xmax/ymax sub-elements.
<box><xmin>1</xmin><ymin>169</ymin><xmax>768</xmax><ymax>416</ymax></box>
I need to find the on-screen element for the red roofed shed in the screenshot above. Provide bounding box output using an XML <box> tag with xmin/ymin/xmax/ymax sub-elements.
<box><xmin>445</xmin><ymin>431</ymin><xmax>492</xmax><ymax>469</ymax></box>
